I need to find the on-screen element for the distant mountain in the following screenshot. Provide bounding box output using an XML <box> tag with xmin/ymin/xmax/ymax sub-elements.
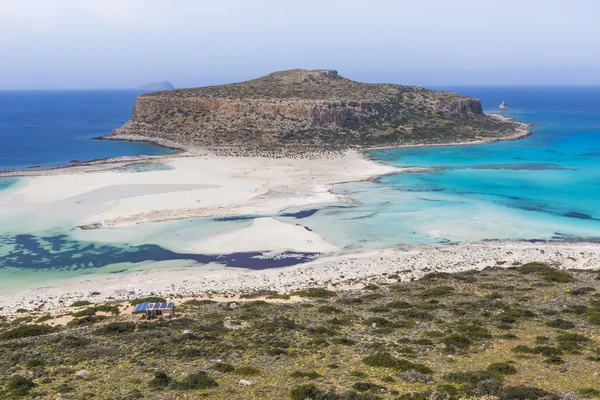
<box><xmin>139</xmin><ymin>81</ymin><xmax>174</xmax><ymax>91</ymax></box>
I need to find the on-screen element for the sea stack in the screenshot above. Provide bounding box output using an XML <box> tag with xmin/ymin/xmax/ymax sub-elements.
<box><xmin>498</xmin><ymin>100</ymin><xmax>508</xmax><ymax>109</ymax></box>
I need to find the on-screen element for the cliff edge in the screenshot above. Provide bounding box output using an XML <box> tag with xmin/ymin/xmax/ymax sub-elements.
<box><xmin>110</xmin><ymin>70</ymin><xmax>527</xmax><ymax>153</ymax></box>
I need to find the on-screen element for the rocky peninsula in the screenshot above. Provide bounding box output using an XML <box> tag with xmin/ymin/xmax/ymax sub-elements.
<box><xmin>107</xmin><ymin>69</ymin><xmax>528</xmax><ymax>155</ymax></box>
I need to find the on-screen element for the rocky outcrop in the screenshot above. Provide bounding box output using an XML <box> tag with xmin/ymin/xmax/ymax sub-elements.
<box><xmin>110</xmin><ymin>70</ymin><xmax>525</xmax><ymax>151</ymax></box>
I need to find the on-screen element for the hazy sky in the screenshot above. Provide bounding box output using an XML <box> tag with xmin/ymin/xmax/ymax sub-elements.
<box><xmin>1</xmin><ymin>0</ymin><xmax>599</xmax><ymax>89</ymax></box>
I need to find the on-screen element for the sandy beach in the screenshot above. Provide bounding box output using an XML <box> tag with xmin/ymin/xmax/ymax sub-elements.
<box><xmin>2</xmin><ymin>241</ymin><xmax>600</xmax><ymax>317</ymax></box>
<box><xmin>5</xmin><ymin>150</ymin><xmax>400</xmax><ymax>228</ymax></box>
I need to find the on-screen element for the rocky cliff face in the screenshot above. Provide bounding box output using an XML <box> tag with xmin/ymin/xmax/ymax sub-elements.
<box><xmin>111</xmin><ymin>70</ymin><xmax>524</xmax><ymax>151</ymax></box>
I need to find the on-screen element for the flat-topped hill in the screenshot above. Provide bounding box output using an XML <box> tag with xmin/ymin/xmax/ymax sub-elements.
<box><xmin>108</xmin><ymin>69</ymin><xmax>527</xmax><ymax>154</ymax></box>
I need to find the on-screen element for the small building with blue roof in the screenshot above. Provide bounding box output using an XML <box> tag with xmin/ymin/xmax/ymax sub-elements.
<box><xmin>132</xmin><ymin>302</ymin><xmax>175</xmax><ymax>320</ymax></box>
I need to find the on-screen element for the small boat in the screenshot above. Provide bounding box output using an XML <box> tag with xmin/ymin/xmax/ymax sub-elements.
<box><xmin>498</xmin><ymin>101</ymin><xmax>508</xmax><ymax>109</ymax></box>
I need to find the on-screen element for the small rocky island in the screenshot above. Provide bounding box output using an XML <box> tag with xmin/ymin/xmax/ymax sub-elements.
<box><xmin>139</xmin><ymin>81</ymin><xmax>174</xmax><ymax>91</ymax></box>
<box><xmin>498</xmin><ymin>100</ymin><xmax>508</xmax><ymax>109</ymax></box>
<box><xmin>110</xmin><ymin>70</ymin><xmax>527</xmax><ymax>153</ymax></box>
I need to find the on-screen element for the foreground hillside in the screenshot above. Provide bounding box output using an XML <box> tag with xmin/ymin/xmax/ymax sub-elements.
<box><xmin>1</xmin><ymin>263</ymin><xmax>599</xmax><ymax>399</ymax></box>
<box><xmin>107</xmin><ymin>69</ymin><xmax>527</xmax><ymax>154</ymax></box>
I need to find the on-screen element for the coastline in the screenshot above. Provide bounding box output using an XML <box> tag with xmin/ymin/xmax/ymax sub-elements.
<box><xmin>2</xmin><ymin>240</ymin><xmax>600</xmax><ymax>317</ymax></box>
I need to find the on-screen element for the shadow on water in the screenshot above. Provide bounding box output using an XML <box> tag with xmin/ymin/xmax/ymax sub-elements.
<box><xmin>0</xmin><ymin>233</ymin><xmax>318</xmax><ymax>272</ymax></box>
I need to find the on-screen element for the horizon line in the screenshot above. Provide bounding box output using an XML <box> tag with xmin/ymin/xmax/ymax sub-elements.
<box><xmin>3</xmin><ymin>83</ymin><xmax>600</xmax><ymax>91</ymax></box>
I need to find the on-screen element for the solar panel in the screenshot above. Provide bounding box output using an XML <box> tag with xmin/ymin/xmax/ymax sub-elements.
<box><xmin>159</xmin><ymin>303</ymin><xmax>167</xmax><ymax>309</ymax></box>
<box><xmin>133</xmin><ymin>302</ymin><xmax>149</xmax><ymax>313</ymax></box>
<box><xmin>167</xmin><ymin>302</ymin><xmax>174</xmax><ymax>309</ymax></box>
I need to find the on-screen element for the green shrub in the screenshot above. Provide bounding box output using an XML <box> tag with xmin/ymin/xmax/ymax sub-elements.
<box><xmin>176</xmin><ymin>347</ymin><xmax>203</xmax><ymax>359</ymax></box>
<box><xmin>570</xmin><ymin>287</ymin><xmax>596</xmax><ymax>296</ymax></box>
<box><xmin>518</xmin><ymin>263</ymin><xmax>575</xmax><ymax>283</ymax></box>
<box><xmin>290</xmin><ymin>371</ymin><xmax>322</xmax><ymax>380</ymax></box>
<box><xmin>535</xmin><ymin>336</ymin><xmax>550</xmax><ymax>344</ymax></box>
<box><xmin>331</xmin><ymin>337</ymin><xmax>356</xmax><ymax>346</ymax></box>
<box><xmin>487</xmin><ymin>362</ymin><xmax>517</xmax><ymax>375</ymax></box>
<box><xmin>6</xmin><ymin>374</ymin><xmax>35</xmax><ymax>396</ymax></box>
<box><xmin>421</xmin><ymin>286</ymin><xmax>455</xmax><ymax>298</ymax></box>
<box><xmin>442</xmin><ymin>334</ymin><xmax>472</xmax><ymax>350</ymax></box>
<box><xmin>394</xmin><ymin>359</ymin><xmax>433</xmax><ymax>374</ymax></box>
<box><xmin>70</xmin><ymin>300</ymin><xmax>93</xmax><ymax>307</ymax></box>
<box><xmin>94</xmin><ymin>322</ymin><xmax>135</xmax><ymax>335</ymax></box>
<box><xmin>290</xmin><ymin>384</ymin><xmax>382</xmax><ymax>400</ymax></box>
<box><xmin>131</xmin><ymin>297</ymin><xmax>166</xmax><ymax>306</ymax></box>
<box><xmin>362</xmin><ymin>352</ymin><xmax>432</xmax><ymax>374</ymax></box>
<box><xmin>171</xmin><ymin>371</ymin><xmax>218</xmax><ymax>390</ymax></box>
<box><xmin>352</xmin><ymin>382</ymin><xmax>386</xmax><ymax>392</ymax></box>
<box><xmin>0</xmin><ymin>324</ymin><xmax>52</xmax><ymax>341</ymax></box>
<box><xmin>546</xmin><ymin>318</ymin><xmax>575</xmax><ymax>329</ymax></box>
<box><xmin>149</xmin><ymin>370</ymin><xmax>171</xmax><ymax>389</ymax></box>
<box><xmin>35</xmin><ymin>314</ymin><xmax>53</xmax><ymax>323</ymax></box>
<box><xmin>500</xmin><ymin>385</ymin><xmax>555</xmax><ymax>400</ymax></box>
<box><xmin>290</xmin><ymin>288</ymin><xmax>337</xmax><ymax>298</ymax></box>
<box><xmin>497</xmin><ymin>309</ymin><xmax>536</xmax><ymax>323</ymax></box>
<box><xmin>436</xmin><ymin>384</ymin><xmax>458</xmax><ymax>397</ymax></box>
<box><xmin>337</xmin><ymin>297</ymin><xmax>363</xmax><ymax>305</ymax></box>
<box><xmin>241</xmin><ymin>300</ymin><xmax>271</xmax><ymax>309</ymax></box>
<box><xmin>456</xmin><ymin>324</ymin><xmax>492</xmax><ymax>339</ymax></box>
<box><xmin>518</xmin><ymin>262</ymin><xmax>554</xmax><ymax>274</ymax></box>
<box><xmin>498</xmin><ymin>333</ymin><xmax>519</xmax><ymax>340</ymax></box>
<box><xmin>587</xmin><ymin>311</ymin><xmax>600</xmax><ymax>326</ymax></box>
<box><xmin>67</xmin><ymin>315</ymin><xmax>108</xmax><ymax>327</ymax></box>
<box><xmin>183</xmin><ymin>299</ymin><xmax>216</xmax><ymax>306</ymax></box>
<box><xmin>290</xmin><ymin>385</ymin><xmax>321</xmax><ymax>400</ymax></box>
<box><xmin>556</xmin><ymin>333</ymin><xmax>591</xmax><ymax>353</ymax></box>
<box><xmin>401</xmin><ymin>310</ymin><xmax>434</xmax><ymax>321</ymax></box>
<box><xmin>363</xmin><ymin>317</ymin><xmax>398</xmax><ymax>329</ymax></box>
<box><xmin>72</xmin><ymin>305</ymin><xmax>119</xmax><ymax>318</ymax></box>
<box><xmin>212</xmin><ymin>362</ymin><xmax>234</xmax><ymax>373</ymax></box>
<box><xmin>318</xmin><ymin>305</ymin><xmax>341</xmax><ymax>314</ymax></box>
<box><xmin>386</xmin><ymin>301</ymin><xmax>412</xmax><ymax>309</ymax></box>
<box><xmin>413</xmin><ymin>338</ymin><xmax>433</xmax><ymax>346</ymax></box>
<box><xmin>512</xmin><ymin>345</ymin><xmax>535</xmax><ymax>354</ymax></box>
<box><xmin>544</xmin><ymin>355</ymin><xmax>565</xmax><ymax>365</ymax></box>
<box><xmin>535</xmin><ymin>346</ymin><xmax>562</xmax><ymax>357</ymax></box>
<box><xmin>423</xmin><ymin>330</ymin><xmax>445</xmax><ymax>338</ymax></box>
<box><xmin>362</xmin><ymin>352</ymin><xmax>397</xmax><ymax>368</ymax></box>
<box><xmin>266</xmin><ymin>294</ymin><xmax>291</xmax><ymax>299</ymax></box>
<box><xmin>56</xmin><ymin>383</ymin><xmax>75</xmax><ymax>393</ymax></box>
<box><xmin>235</xmin><ymin>366</ymin><xmax>261</xmax><ymax>376</ymax></box>
<box><xmin>579</xmin><ymin>388</ymin><xmax>600</xmax><ymax>398</ymax></box>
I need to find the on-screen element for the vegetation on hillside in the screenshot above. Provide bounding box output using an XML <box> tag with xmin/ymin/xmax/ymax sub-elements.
<box><xmin>1</xmin><ymin>262</ymin><xmax>598</xmax><ymax>399</ymax></box>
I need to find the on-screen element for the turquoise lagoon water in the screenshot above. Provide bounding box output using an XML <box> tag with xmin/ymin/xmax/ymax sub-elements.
<box><xmin>1</xmin><ymin>87</ymin><xmax>600</xmax><ymax>293</ymax></box>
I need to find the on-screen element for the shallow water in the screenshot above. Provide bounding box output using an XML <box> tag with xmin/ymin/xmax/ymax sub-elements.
<box><xmin>112</xmin><ymin>162</ymin><xmax>175</xmax><ymax>173</ymax></box>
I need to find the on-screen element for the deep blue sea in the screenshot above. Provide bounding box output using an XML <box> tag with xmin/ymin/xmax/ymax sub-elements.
<box><xmin>1</xmin><ymin>86</ymin><xmax>600</xmax><ymax>292</ymax></box>
<box><xmin>0</xmin><ymin>90</ymin><xmax>175</xmax><ymax>170</ymax></box>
